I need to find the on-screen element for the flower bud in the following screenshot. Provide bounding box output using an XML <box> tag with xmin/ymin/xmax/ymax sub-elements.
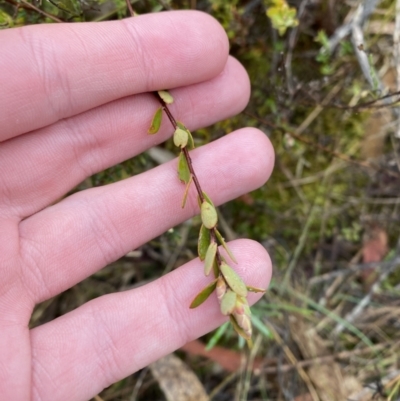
<box><xmin>233</xmin><ymin>297</ymin><xmax>252</xmax><ymax>339</ymax></box>
<box><xmin>233</xmin><ymin>311</ymin><xmax>252</xmax><ymax>339</ymax></box>
<box><xmin>157</xmin><ymin>90</ymin><xmax>174</xmax><ymax>104</ymax></box>
<box><xmin>216</xmin><ymin>276</ymin><xmax>227</xmax><ymax>303</ymax></box>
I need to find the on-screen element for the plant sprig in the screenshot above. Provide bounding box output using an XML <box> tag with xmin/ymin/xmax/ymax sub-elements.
<box><xmin>124</xmin><ymin>0</ymin><xmax>264</xmax><ymax>347</ymax></box>
<box><xmin>147</xmin><ymin>90</ymin><xmax>265</xmax><ymax>347</ymax></box>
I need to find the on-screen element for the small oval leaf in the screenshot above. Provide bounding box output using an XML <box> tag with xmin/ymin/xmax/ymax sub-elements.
<box><xmin>215</xmin><ymin>229</ymin><xmax>237</xmax><ymax>264</ymax></box>
<box><xmin>201</xmin><ymin>201</ymin><xmax>218</xmax><ymax>229</ymax></box>
<box><xmin>177</xmin><ymin>122</ymin><xmax>195</xmax><ymax>150</ymax></box>
<box><xmin>202</xmin><ymin>191</ymin><xmax>215</xmax><ymax>207</ymax></box>
<box><xmin>157</xmin><ymin>90</ymin><xmax>174</xmax><ymax>104</ymax></box>
<box><xmin>181</xmin><ymin>175</ymin><xmax>193</xmax><ymax>208</ymax></box>
<box><xmin>204</xmin><ymin>242</ymin><xmax>218</xmax><ymax>276</ymax></box>
<box><xmin>220</xmin><ymin>263</ymin><xmax>248</xmax><ymax>297</ymax></box>
<box><xmin>190</xmin><ymin>279</ymin><xmax>217</xmax><ymax>309</ymax></box>
<box><xmin>220</xmin><ymin>290</ymin><xmax>237</xmax><ymax>315</ymax></box>
<box><xmin>198</xmin><ymin>224</ymin><xmax>211</xmax><ymax>261</ymax></box>
<box><xmin>212</xmin><ymin>259</ymin><xmax>219</xmax><ymax>278</ymax></box>
<box><xmin>187</xmin><ymin>131</ymin><xmax>195</xmax><ymax>150</ymax></box>
<box><xmin>173</xmin><ymin>127</ymin><xmax>189</xmax><ymax>148</ymax></box>
<box><xmin>178</xmin><ymin>151</ymin><xmax>191</xmax><ymax>184</ymax></box>
<box><xmin>148</xmin><ymin>107</ymin><xmax>163</xmax><ymax>134</ymax></box>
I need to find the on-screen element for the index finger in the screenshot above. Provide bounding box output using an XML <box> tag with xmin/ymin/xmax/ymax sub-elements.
<box><xmin>1</xmin><ymin>10</ymin><xmax>228</xmax><ymax>141</ymax></box>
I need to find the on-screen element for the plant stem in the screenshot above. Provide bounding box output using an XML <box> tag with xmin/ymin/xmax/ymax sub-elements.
<box><xmin>124</xmin><ymin>1</ymin><xmax>225</xmax><ymax>266</ymax></box>
<box><xmin>155</xmin><ymin>94</ymin><xmax>223</xmax><ymax>265</ymax></box>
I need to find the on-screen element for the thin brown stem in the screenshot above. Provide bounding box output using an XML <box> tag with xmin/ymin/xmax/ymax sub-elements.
<box><xmin>119</xmin><ymin>4</ymin><xmax>224</xmax><ymax>263</ymax></box>
<box><xmin>154</xmin><ymin>94</ymin><xmax>223</xmax><ymax>266</ymax></box>
<box><xmin>125</xmin><ymin>0</ymin><xmax>136</xmax><ymax>17</ymax></box>
<box><xmin>126</xmin><ymin>1</ymin><xmax>135</xmax><ymax>16</ymax></box>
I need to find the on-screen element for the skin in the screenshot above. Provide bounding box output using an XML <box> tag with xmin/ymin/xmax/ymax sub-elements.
<box><xmin>0</xmin><ymin>10</ymin><xmax>274</xmax><ymax>401</ymax></box>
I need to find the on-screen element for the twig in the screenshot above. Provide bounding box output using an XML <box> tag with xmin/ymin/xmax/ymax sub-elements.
<box><xmin>333</xmin><ymin>241</ymin><xmax>400</xmax><ymax>335</ymax></box>
<box><xmin>266</xmin><ymin>322</ymin><xmax>320</xmax><ymax>401</ymax></box>
<box><xmin>129</xmin><ymin>368</ymin><xmax>149</xmax><ymax>401</ymax></box>
<box><xmin>155</xmin><ymin>95</ymin><xmax>224</xmax><ymax>263</ymax></box>
<box><xmin>326</xmin><ymin>0</ymin><xmax>381</xmax><ymax>54</ymax></box>
<box><xmin>238</xmin><ymin>334</ymin><xmax>262</xmax><ymax>401</ymax></box>
<box><xmin>209</xmin><ymin>371</ymin><xmax>239</xmax><ymax>400</ymax></box>
<box><xmin>294</xmin><ymin>82</ymin><xmax>342</xmax><ymax>135</ymax></box>
<box><xmin>259</xmin><ymin>340</ymin><xmax>398</xmax><ymax>374</ymax></box>
<box><xmin>351</xmin><ymin>24</ymin><xmax>379</xmax><ymax>90</ymax></box>
<box><xmin>5</xmin><ymin>0</ymin><xmax>64</xmax><ymax>22</ymax></box>
<box><xmin>310</xmin><ymin>254</ymin><xmax>400</xmax><ymax>285</ymax></box>
<box><xmin>281</xmin><ymin>200</ymin><xmax>318</xmax><ymax>290</ymax></box>
<box><xmin>284</xmin><ymin>0</ymin><xmax>310</xmax><ymax>96</ymax></box>
<box><xmin>125</xmin><ymin>0</ymin><xmax>135</xmax><ymax>17</ymax></box>
<box><xmin>125</xmin><ymin>1</ymin><xmax>255</xmax><ymax>343</ymax></box>
<box><xmin>395</xmin><ymin>0</ymin><xmax>400</xmax><ymax>138</ymax></box>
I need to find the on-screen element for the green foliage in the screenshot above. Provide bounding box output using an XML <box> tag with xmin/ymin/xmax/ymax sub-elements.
<box><xmin>315</xmin><ymin>30</ymin><xmax>334</xmax><ymax>75</ymax></box>
<box><xmin>266</xmin><ymin>0</ymin><xmax>299</xmax><ymax>36</ymax></box>
<box><xmin>197</xmin><ymin>224</ymin><xmax>211</xmax><ymax>261</ymax></box>
<box><xmin>148</xmin><ymin>107</ymin><xmax>163</xmax><ymax>134</ymax></box>
<box><xmin>177</xmin><ymin>151</ymin><xmax>190</xmax><ymax>184</ymax></box>
<box><xmin>189</xmin><ymin>279</ymin><xmax>217</xmax><ymax>309</ymax></box>
<box><xmin>0</xmin><ymin>9</ymin><xmax>14</xmax><ymax>28</ymax></box>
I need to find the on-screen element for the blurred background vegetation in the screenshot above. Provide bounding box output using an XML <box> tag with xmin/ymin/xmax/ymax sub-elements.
<box><xmin>2</xmin><ymin>0</ymin><xmax>400</xmax><ymax>399</ymax></box>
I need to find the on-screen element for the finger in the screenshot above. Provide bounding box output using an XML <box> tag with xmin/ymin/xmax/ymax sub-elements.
<box><xmin>1</xmin><ymin>57</ymin><xmax>250</xmax><ymax>218</ymax></box>
<box><xmin>1</xmin><ymin>10</ymin><xmax>228</xmax><ymax>141</ymax></box>
<box><xmin>19</xmin><ymin>129</ymin><xmax>274</xmax><ymax>303</ymax></box>
<box><xmin>30</xmin><ymin>239</ymin><xmax>272</xmax><ymax>401</ymax></box>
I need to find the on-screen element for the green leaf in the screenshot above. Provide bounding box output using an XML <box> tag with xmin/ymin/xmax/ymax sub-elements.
<box><xmin>178</xmin><ymin>151</ymin><xmax>191</xmax><ymax>184</ymax></box>
<box><xmin>148</xmin><ymin>107</ymin><xmax>163</xmax><ymax>134</ymax></box>
<box><xmin>198</xmin><ymin>224</ymin><xmax>211</xmax><ymax>261</ymax></box>
<box><xmin>202</xmin><ymin>191</ymin><xmax>215</xmax><ymax>207</ymax></box>
<box><xmin>220</xmin><ymin>263</ymin><xmax>248</xmax><ymax>297</ymax></box>
<box><xmin>220</xmin><ymin>290</ymin><xmax>237</xmax><ymax>315</ymax></box>
<box><xmin>173</xmin><ymin>127</ymin><xmax>189</xmax><ymax>148</ymax></box>
<box><xmin>201</xmin><ymin>201</ymin><xmax>218</xmax><ymax>229</ymax></box>
<box><xmin>187</xmin><ymin>131</ymin><xmax>195</xmax><ymax>150</ymax></box>
<box><xmin>251</xmin><ymin>315</ymin><xmax>273</xmax><ymax>339</ymax></box>
<box><xmin>212</xmin><ymin>259</ymin><xmax>219</xmax><ymax>278</ymax></box>
<box><xmin>157</xmin><ymin>90</ymin><xmax>174</xmax><ymax>104</ymax></box>
<box><xmin>177</xmin><ymin>122</ymin><xmax>195</xmax><ymax>150</ymax></box>
<box><xmin>204</xmin><ymin>242</ymin><xmax>218</xmax><ymax>276</ymax></box>
<box><xmin>266</xmin><ymin>0</ymin><xmax>299</xmax><ymax>36</ymax></box>
<box><xmin>190</xmin><ymin>279</ymin><xmax>217</xmax><ymax>309</ymax></box>
<box><xmin>181</xmin><ymin>175</ymin><xmax>193</xmax><ymax>208</ymax></box>
<box><xmin>0</xmin><ymin>10</ymin><xmax>13</xmax><ymax>28</ymax></box>
<box><xmin>205</xmin><ymin>322</ymin><xmax>229</xmax><ymax>351</ymax></box>
<box><xmin>215</xmin><ymin>229</ymin><xmax>237</xmax><ymax>264</ymax></box>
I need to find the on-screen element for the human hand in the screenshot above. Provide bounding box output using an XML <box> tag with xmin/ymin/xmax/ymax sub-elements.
<box><xmin>0</xmin><ymin>11</ymin><xmax>274</xmax><ymax>401</ymax></box>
